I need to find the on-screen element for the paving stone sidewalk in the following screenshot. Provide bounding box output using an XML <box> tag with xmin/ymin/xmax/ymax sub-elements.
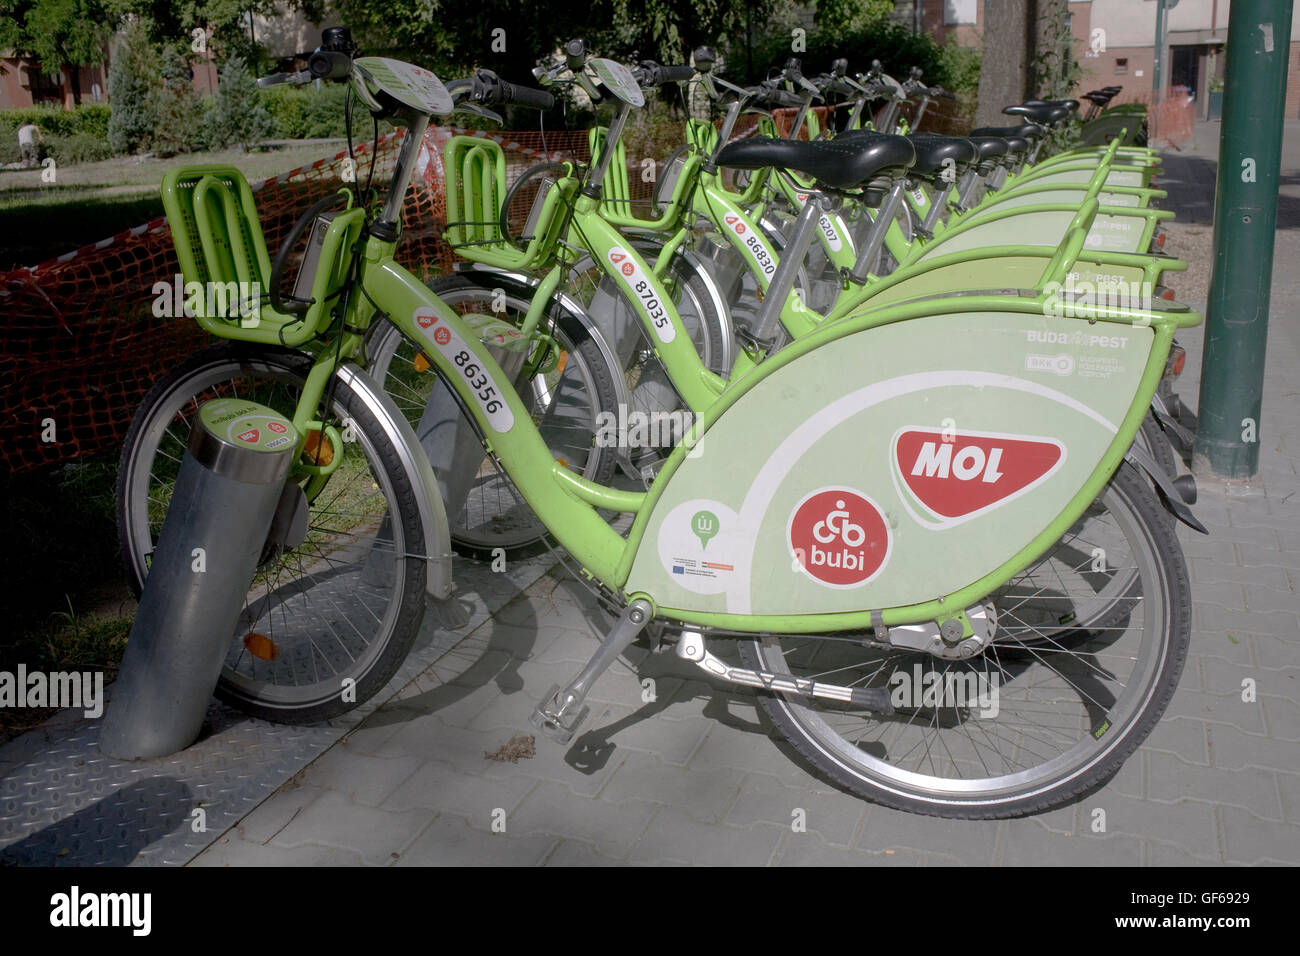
<box><xmin>190</xmin><ymin>122</ymin><xmax>1300</xmax><ymax>867</ymax></box>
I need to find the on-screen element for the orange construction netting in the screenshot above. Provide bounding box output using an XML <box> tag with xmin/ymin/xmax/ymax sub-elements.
<box><xmin>0</xmin><ymin>103</ymin><xmax>886</xmax><ymax>476</ymax></box>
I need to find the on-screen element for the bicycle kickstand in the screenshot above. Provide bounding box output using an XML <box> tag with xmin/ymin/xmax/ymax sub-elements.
<box><xmin>530</xmin><ymin>598</ymin><xmax>653</xmax><ymax>744</ymax></box>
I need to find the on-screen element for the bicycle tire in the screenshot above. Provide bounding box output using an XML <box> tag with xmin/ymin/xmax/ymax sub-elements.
<box><xmin>737</xmin><ymin>462</ymin><xmax>1190</xmax><ymax>818</ymax></box>
<box><xmin>116</xmin><ymin>343</ymin><xmax>427</xmax><ymax>723</ymax></box>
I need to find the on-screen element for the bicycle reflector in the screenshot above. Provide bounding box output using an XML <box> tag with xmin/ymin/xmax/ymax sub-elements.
<box><xmin>1165</xmin><ymin>343</ymin><xmax>1186</xmax><ymax>380</ymax></box>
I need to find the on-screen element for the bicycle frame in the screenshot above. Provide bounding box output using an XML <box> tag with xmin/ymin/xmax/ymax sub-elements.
<box><xmin>340</xmin><ymin>229</ymin><xmax>1196</xmax><ymax>632</ymax></box>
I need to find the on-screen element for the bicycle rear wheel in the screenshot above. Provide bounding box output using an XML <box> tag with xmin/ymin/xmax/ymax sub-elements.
<box><xmin>737</xmin><ymin>462</ymin><xmax>1190</xmax><ymax>817</ymax></box>
<box><xmin>116</xmin><ymin>343</ymin><xmax>427</xmax><ymax>723</ymax></box>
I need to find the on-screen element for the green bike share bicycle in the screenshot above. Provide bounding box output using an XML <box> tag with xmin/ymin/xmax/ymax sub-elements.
<box><xmin>117</xmin><ymin>31</ymin><xmax>1203</xmax><ymax>817</ymax></box>
<box><xmin>420</xmin><ymin>48</ymin><xmax>1191</xmax><ymax>539</ymax></box>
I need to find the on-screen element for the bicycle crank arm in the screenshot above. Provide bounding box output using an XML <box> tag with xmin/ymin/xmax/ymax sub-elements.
<box><xmin>675</xmin><ymin>631</ymin><xmax>894</xmax><ymax>714</ymax></box>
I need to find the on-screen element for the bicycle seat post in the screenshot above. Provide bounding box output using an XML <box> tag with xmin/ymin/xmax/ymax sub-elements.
<box><xmin>371</xmin><ymin>108</ymin><xmax>430</xmax><ymax>241</ymax></box>
<box><xmin>584</xmin><ymin>102</ymin><xmax>632</xmax><ymax>198</ymax></box>
<box><xmin>849</xmin><ymin>179</ymin><xmax>907</xmax><ymax>283</ymax></box>
<box><xmin>749</xmin><ymin>185</ymin><xmax>829</xmax><ymax>344</ymax></box>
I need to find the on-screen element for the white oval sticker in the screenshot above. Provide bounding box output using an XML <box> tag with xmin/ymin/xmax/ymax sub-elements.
<box><xmin>591</xmin><ymin>58</ymin><xmax>645</xmax><ymax>108</ymax></box>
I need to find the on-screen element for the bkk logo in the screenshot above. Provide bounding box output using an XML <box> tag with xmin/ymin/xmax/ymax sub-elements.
<box><xmin>892</xmin><ymin>427</ymin><xmax>1065</xmax><ymax>526</ymax></box>
<box><xmin>788</xmin><ymin>488</ymin><xmax>891</xmax><ymax>588</ymax></box>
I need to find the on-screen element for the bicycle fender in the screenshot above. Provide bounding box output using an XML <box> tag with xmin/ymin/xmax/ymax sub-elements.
<box><xmin>1124</xmin><ymin>440</ymin><xmax>1208</xmax><ymax>534</ymax></box>
<box><xmin>334</xmin><ymin>363</ymin><xmax>456</xmax><ymax>598</ymax></box>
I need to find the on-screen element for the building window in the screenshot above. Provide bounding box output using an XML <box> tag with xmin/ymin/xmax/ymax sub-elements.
<box><xmin>1115</xmin><ymin>58</ymin><xmax>1128</xmax><ymax>75</ymax></box>
<box><xmin>944</xmin><ymin>0</ymin><xmax>977</xmax><ymax>26</ymax></box>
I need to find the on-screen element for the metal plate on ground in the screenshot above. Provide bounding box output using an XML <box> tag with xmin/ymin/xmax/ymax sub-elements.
<box><xmin>0</xmin><ymin>555</ymin><xmax>556</xmax><ymax>866</ymax></box>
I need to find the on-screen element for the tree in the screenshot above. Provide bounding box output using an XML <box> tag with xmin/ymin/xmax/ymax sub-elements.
<box><xmin>152</xmin><ymin>48</ymin><xmax>204</xmax><ymax>156</ymax></box>
<box><xmin>206</xmin><ymin>54</ymin><xmax>275</xmax><ymax>150</ymax></box>
<box><xmin>107</xmin><ymin>19</ymin><xmax>159</xmax><ymax>153</ymax></box>
<box><xmin>814</xmin><ymin>0</ymin><xmax>894</xmax><ymax>34</ymax></box>
<box><xmin>0</xmin><ymin>0</ymin><xmax>113</xmax><ymax>104</ymax></box>
<box><xmin>975</xmin><ymin>0</ymin><xmax>1081</xmax><ymax>126</ymax></box>
<box><xmin>974</xmin><ymin>0</ymin><xmax>1035</xmax><ymax>127</ymax></box>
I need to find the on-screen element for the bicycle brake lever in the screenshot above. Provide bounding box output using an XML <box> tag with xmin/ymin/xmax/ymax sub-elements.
<box><xmin>257</xmin><ymin>70</ymin><xmax>311</xmax><ymax>89</ymax></box>
<box><xmin>454</xmin><ymin>103</ymin><xmax>504</xmax><ymax>125</ymax></box>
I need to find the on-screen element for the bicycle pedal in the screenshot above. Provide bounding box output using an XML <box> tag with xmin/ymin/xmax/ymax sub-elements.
<box><xmin>529</xmin><ymin>684</ymin><xmax>589</xmax><ymax>744</ymax></box>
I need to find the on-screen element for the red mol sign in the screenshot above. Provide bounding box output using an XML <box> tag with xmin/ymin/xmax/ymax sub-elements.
<box><xmin>894</xmin><ymin>428</ymin><xmax>1064</xmax><ymax>523</ymax></box>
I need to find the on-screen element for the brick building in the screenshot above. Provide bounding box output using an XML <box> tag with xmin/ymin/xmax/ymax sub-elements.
<box><xmin>899</xmin><ymin>0</ymin><xmax>1297</xmax><ymax>121</ymax></box>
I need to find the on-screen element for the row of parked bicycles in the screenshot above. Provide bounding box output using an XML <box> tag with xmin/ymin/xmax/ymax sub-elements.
<box><xmin>116</xmin><ymin>27</ymin><xmax>1203</xmax><ymax>817</ymax></box>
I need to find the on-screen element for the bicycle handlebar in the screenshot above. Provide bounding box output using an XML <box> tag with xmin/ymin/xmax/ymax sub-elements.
<box><xmin>309</xmin><ymin>50</ymin><xmax>353</xmax><ymax>81</ymax></box>
<box><xmin>637</xmin><ymin>61</ymin><xmax>695</xmax><ymax>86</ymax></box>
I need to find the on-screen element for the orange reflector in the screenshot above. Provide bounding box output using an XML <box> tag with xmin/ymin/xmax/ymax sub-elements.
<box><xmin>1155</xmin><ymin>231</ymin><xmax>1166</xmax><ymax>249</ymax></box>
<box><xmin>303</xmin><ymin>429</ymin><xmax>335</xmax><ymax>467</ymax></box>
<box><xmin>1160</xmin><ymin>287</ymin><xmax>1176</xmax><ymax>301</ymax></box>
<box><xmin>1171</xmin><ymin>346</ymin><xmax>1186</xmax><ymax>378</ymax></box>
<box><xmin>556</xmin><ymin>352</ymin><xmax>568</xmax><ymax>373</ymax></box>
<box><xmin>243</xmin><ymin>632</ymin><xmax>280</xmax><ymax>661</ymax></box>
<box><xmin>555</xmin><ymin>457</ymin><xmax>569</xmax><ymax>469</ymax></box>
<box><xmin>413</xmin><ymin>352</ymin><xmax>431</xmax><ymax>373</ymax></box>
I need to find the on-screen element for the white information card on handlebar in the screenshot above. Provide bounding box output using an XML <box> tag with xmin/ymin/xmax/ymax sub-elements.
<box><xmin>355</xmin><ymin>57</ymin><xmax>454</xmax><ymax>115</ymax></box>
<box><xmin>591</xmin><ymin>58</ymin><xmax>645</xmax><ymax>108</ymax></box>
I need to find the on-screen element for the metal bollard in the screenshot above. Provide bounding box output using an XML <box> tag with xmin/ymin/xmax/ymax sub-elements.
<box><xmin>100</xmin><ymin>399</ymin><xmax>299</xmax><ymax>759</ymax></box>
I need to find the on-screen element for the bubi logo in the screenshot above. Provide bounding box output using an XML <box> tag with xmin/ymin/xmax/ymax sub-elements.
<box><xmin>788</xmin><ymin>488</ymin><xmax>891</xmax><ymax>588</ymax></box>
<box><xmin>892</xmin><ymin>427</ymin><xmax>1065</xmax><ymax>527</ymax></box>
<box><xmin>433</xmin><ymin>327</ymin><xmax>451</xmax><ymax>345</ymax></box>
<box><xmin>725</xmin><ymin>214</ymin><xmax>746</xmax><ymax>235</ymax></box>
<box><xmin>267</xmin><ymin>421</ymin><xmax>287</xmax><ymax>434</ymax></box>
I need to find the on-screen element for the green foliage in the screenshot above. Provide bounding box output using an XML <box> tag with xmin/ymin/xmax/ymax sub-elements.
<box><xmin>0</xmin><ymin>104</ymin><xmax>110</xmax><ymax>140</ymax></box>
<box><xmin>151</xmin><ymin>49</ymin><xmax>206</xmax><ymax>156</ymax></box>
<box><xmin>107</xmin><ymin>19</ymin><xmax>159</xmax><ymax>154</ymax></box>
<box><xmin>260</xmin><ymin>83</ymin><xmax>352</xmax><ymax>140</ymax></box>
<box><xmin>44</xmin><ymin>131</ymin><xmax>115</xmax><ymax>162</ymax></box>
<box><xmin>0</xmin><ymin>0</ymin><xmax>114</xmax><ymax>104</ymax></box>
<box><xmin>206</xmin><ymin>54</ymin><xmax>277</xmax><ymax>150</ymax></box>
<box><xmin>813</xmin><ymin>0</ymin><xmax>893</xmax><ymax>33</ymax></box>
<box><xmin>737</xmin><ymin>14</ymin><xmax>969</xmax><ymax>92</ymax></box>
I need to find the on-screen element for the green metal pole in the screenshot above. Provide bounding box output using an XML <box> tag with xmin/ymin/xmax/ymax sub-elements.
<box><xmin>1193</xmin><ymin>0</ymin><xmax>1294</xmax><ymax>479</ymax></box>
<box><xmin>1152</xmin><ymin>0</ymin><xmax>1169</xmax><ymax>103</ymax></box>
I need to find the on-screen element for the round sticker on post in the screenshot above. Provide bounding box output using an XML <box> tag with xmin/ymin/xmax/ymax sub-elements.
<box><xmin>590</xmin><ymin>58</ymin><xmax>645</xmax><ymax>108</ymax></box>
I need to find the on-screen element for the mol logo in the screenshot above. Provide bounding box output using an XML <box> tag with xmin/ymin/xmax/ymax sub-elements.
<box><xmin>724</xmin><ymin>214</ymin><xmax>747</xmax><ymax>235</ymax></box>
<box><xmin>891</xmin><ymin>427</ymin><xmax>1065</xmax><ymax>528</ymax></box>
<box><xmin>788</xmin><ymin>487</ymin><xmax>891</xmax><ymax>588</ymax></box>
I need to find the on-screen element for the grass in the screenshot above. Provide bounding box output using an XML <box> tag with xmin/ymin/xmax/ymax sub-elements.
<box><xmin>0</xmin><ymin>455</ymin><xmax>135</xmax><ymax>739</ymax></box>
<box><xmin>0</xmin><ymin>141</ymin><xmax>347</xmax><ymax>271</ymax></box>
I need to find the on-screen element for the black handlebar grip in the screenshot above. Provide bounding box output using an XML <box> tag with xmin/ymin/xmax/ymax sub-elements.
<box><xmin>500</xmin><ymin>79</ymin><xmax>554</xmax><ymax>110</ymax></box>
<box><xmin>309</xmin><ymin>50</ymin><xmax>352</xmax><ymax>81</ymax></box>
<box><xmin>761</xmin><ymin>87</ymin><xmax>804</xmax><ymax>109</ymax></box>
<box><xmin>658</xmin><ymin>64</ymin><xmax>695</xmax><ymax>83</ymax></box>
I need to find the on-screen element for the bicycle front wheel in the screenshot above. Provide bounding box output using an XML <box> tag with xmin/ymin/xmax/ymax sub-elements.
<box><xmin>737</xmin><ymin>462</ymin><xmax>1190</xmax><ymax>818</ymax></box>
<box><xmin>116</xmin><ymin>343</ymin><xmax>428</xmax><ymax>723</ymax></box>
